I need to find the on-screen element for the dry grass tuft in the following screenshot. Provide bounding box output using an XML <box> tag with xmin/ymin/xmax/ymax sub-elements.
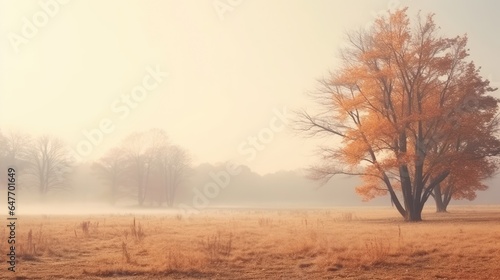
<box><xmin>342</xmin><ymin>212</ymin><xmax>353</xmax><ymax>221</ymax></box>
<box><xmin>164</xmin><ymin>248</ymin><xmax>206</xmax><ymax>272</ymax></box>
<box><xmin>19</xmin><ymin>229</ymin><xmax>37</xmax><ymax>260</ymax></box>
<box><xmin>122</xmin><ymin>241</ymin><xmax>133</xmax><ymax>264</ymax></box>
<box><xmin>258</xmin><ymin>217</ymin><xmax>273</xmax><ymax>227</ymax></box>
<box><xmin>130</xmin><ymin>217</ymin><xmax>145</xmax><ymax>242</ymax></box>
<box><xmin>19</xmin><ymin>225</ymin><xmax>49</xmax><ymax>261</ymax></box>
<box><xmin>364</xmin><ymin>237</ymin><xmax>391</xmax><ymax>264</ymax></box>
<box><xmin>80</xmin><ymin>221</ymin><xmax>90</xmax><ymax>236</ymax></box>
<box><xmin>198</xmin><ymin>230</ymin><xmax>233</xmax><ymax>263</ymax></box>
<box><xmin>79</xmin><ymin>220</ymin><xmax>99</xmax><ymax>236</ymax></box>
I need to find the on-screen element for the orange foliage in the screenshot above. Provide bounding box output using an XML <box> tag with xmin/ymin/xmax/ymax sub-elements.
<box><xmin>301</xmin><ymin>8</ymin><xmax>500</xmax><ymax>221</ymax></box>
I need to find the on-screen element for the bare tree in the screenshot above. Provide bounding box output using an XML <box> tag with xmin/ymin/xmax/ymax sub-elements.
<box><xmin>1</xmin><ymin>130</ymin><xmax>31</xmax><ymax>168</ymax></box>
<box><xmin>25</xmin><ymin>135</ymin><xmax>72</xmax><ymax>196</ymax></box>
<box><xmin>121</xmin><ymin>129</ymin><xmax>169</xmax><ymax>206</ymax></box>
<box><xmin>1</xmin><ymin>130</ymin><xmax>33</xmax><ymax>192</ymax></box>
<box><xmin>92</xmin><ymin>147</ymin><xmax>127</xmax><ymax>204</ymax></box>
<box><xmin>155</xmin><ymin>145</ymin><xmax>191</xmax><ymax>207</ymax></box>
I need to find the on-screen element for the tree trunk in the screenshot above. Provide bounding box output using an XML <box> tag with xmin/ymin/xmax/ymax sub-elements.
<box><xmin>405</xmin><ymin>206</ymin><xmax>422</xmax><ymax>222</ymax></box>
<box><xmin>433</xmin><ymin>185</ymin><xmax>448</xmax><ymax>212</ymax></box>
<box><xmin>138</xmin><ymin>183</ymin><xmax>145</xmax><ymax>206</ymax></box>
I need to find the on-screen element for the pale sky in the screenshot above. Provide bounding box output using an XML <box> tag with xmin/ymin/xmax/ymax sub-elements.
<box><xmin>1</xmin><ymin>0</ymin><xmax>499</xmax><ymax>174</ymax></box>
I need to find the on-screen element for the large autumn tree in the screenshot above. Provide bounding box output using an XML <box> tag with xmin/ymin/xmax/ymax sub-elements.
<box><xmin>296</xmin><ymin>8</ymin><xmax>500</xmax><ymax>221</ymax></box>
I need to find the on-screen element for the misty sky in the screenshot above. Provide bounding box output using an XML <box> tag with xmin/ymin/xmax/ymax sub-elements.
<box><xmin>1</xmin><ymin>0</ymin><xmax>499</xmax><ymax>175</ymax></box>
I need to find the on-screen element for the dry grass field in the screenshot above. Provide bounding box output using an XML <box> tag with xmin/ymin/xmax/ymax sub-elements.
<box><xmin>1</xmin><ymin>206</ymin><xmax>500</xmax><ymax>279</ymax></box>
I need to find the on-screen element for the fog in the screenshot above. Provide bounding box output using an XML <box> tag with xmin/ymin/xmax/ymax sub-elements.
<box><xmin>10</xmin><ymin>161</ymin><xmax>500</xmax><ymax>216</ymax></box>
<box><xmin>1</xmin><ymin>1</ymin><xmax>499</xmax><ymax>214</ymax></box>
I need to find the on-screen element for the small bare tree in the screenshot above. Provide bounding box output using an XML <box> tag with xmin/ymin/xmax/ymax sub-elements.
<box><xmin>2</xmin><ymin>130</ymin><xmax>31</xmax><ymax>163</ymax></box>
<box><xmin>0</xmin><ymin>130</ymin><xmax>32</xmax><ymax>191</ymax></box>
